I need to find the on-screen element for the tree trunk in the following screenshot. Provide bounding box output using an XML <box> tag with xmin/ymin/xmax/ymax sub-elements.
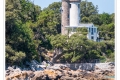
<box><xmin>51</xmin><ymin>48</ymin><xmax>63</xmax><ymax>63</ymax></box>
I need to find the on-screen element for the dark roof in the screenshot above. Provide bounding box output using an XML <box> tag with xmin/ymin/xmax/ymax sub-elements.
<box><xmin>78</xmin><ymin>23</ymin><xmax>93</xmax><ymax>27</ymax></box>
<box><xmin>65</xmin><ymin>23</ymin><xmax>97</xmax><ymax>28</ymax></box>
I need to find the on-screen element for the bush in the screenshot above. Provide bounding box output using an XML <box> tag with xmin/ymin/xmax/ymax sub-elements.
<box><xmin>99</xmin><ymin>56</ymin><xmax>106</xmax><ymax>63</ymax></box>
<box><xmin>6</xmin><ymin>45</ymin><xmax>26</xmax><ymax>65</ymax></box>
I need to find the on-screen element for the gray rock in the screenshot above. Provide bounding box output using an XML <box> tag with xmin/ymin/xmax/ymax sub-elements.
<box><xmin>61</xmin><ymin>76</ymin><xmax>74</xmax><ymax>80</ymax></box>
<box><xmin>35</xmin><ymin>65</ymin><xmax>44</xmax><ymax>71</ymax></box>
<box><xmin>31</xmin><ymin>60</ymin><xmax>39</xmax><ymax>65</ymax></box>
<box><xmin>14</xmin><ymin>68</ymin><xmax>21</xmax><ymax>73</ymax></box>
<box><xmin>8</xmin><ymin>67</ymin><xmax>14</xmax><ymax>71</ymax></box>
<box><xmin>30</xmin><ymin>65</ymin><xmax>36</xmax><ymax>71</ymax></box>
<box><xmin>12</xmin><ymin>65</ymin><xmax>16</xmax><ymax>69</ymax></box>
<box><xmin>6</xmin><ymin>70</ymin><xmax>10</xmax><ymax>73</ymax></box>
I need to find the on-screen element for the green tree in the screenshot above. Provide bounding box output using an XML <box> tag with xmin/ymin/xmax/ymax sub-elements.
<box><xmin>89</xmin><ymin>14</ymin><xmax>102</xmax><ymax>25</ymax></box>
<box><xmin>99</xmin><ymin>12</ymin><xmax>111</xmax><ymax>24</ymax></box>
<box><xmin>80</xmin><ymin>1</ymin><xmax>98</xmax><ymax>19</ymax></box>
<box><xmin>6</xmin><ymin>0</ymin><xmax>40</xmax><ymax>65</ymax></box>
<box><xmin>6</xmin><ymin>45</ymin><xmax>26</xmax><ymax>65</ymax></box>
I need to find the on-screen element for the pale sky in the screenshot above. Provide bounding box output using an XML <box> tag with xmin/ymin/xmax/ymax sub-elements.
<box><xmin>33</xmin><ymin>0</ymin><xmax>115</xmax><ymax>14</ymax></box>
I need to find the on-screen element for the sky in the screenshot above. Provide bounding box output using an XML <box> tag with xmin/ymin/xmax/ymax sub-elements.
<box><xmin>33</xmin><ymin>0</ymin><xmax>115</xmax><ymax>14</ymax></box>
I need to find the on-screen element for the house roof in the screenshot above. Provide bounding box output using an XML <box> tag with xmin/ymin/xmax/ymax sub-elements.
<box><xmin>65</xmin><ymin>23</ymin><xmax>97</xmax><ymax>28</ymax></box>
<box><xmin>78</xmin><ymin>23</ymin><xmax>93</xmax><ymax>27</ymax></box>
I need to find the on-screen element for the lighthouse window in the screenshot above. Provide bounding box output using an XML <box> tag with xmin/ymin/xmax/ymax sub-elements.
<box><xmin>78</xmin><ymin>4</ymin><xmax>80</xmax><ymax>8</ymax></box>
<box><xmin>69</xmin><ymin>4</ymin><xmax>71</xmax><ymax>8</ymax></box>
<box><xmin>68</xmin><ymin>14</ymin><xmax>69</xmax><ymax>18</ymax></box>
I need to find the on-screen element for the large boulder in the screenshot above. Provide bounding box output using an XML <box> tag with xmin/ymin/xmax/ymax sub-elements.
<box><xmin>31</xmin><ymin>71</ymin><xmax>44</xmax><ymax>80</ymax></box>
<box><xmin>68</xmin><ymin>70</ymin><xmax>81</xmax><ymax>77</ymax></box>
<box><xmin>60</xmin><ymin>76</ymin><xmax>74</xmax><ymax>80</ymax></box>
<box><xmin>55</xmin><ymin>70</ymin><xmax>63</xmax><ymax>77</ymax></box>
<box><xmin>44</xmin><ymin>69</ymin><xmax>57</xmax><ymax>79</ymax></box>
<box><xmin>7</xmin><ymin>67</ymin><xmax>14</xmax><ymax>72</ymax></box>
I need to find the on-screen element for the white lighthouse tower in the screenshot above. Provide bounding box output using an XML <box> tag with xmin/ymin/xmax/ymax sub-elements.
<box><xmin>69</xmin><ymin>1</ymin><xmax>80</xmax><ymax>27</ymax></box>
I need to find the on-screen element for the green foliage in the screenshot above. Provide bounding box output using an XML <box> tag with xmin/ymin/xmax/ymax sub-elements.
<box><xmin>80</xmin><ymin>1</ymin><xmax>98</xmax><ymax>23</ymax></box>
<box><xmin>37</xmin><ymin>10</ymin><xmax>59</xmax><ymax>35</ymax></box>
<box><xmin>6</xmin><ymin>0</ymin><xmax>40</xmax><ymax>65</ymax></box>
<box><xmin>98</xmin><ymin>22</ymin><xmax>114</xmax><ymax>40</ymax></box>
<box><xmin>76</xmin><ymin>27</ymin><xmax>88</xmax><ymax>32</ymax></box>
<box><xmin>108</xmin><ymin>53</ymin><xmax>115</xmax><ymax>62</ymax></box>
<box><xmin>76</xmin><ymin>27</ymin><xmax>88</xmax><ymax>35</ymax></box>
<box><xmin>99</xmin><ymin>12</ymin><xmax>112</xmax><ymax>25</ymax></box>
<box><xmin>64</xmin><ymin>52</ymin><xmax>73</xmax><ymax>60</ymax></box>
<box><xmin>6</xmin><ymin>0</ymin><xmax>114</xmax><ymax>65</ymax></box>
<box><xmin>71</xmin><ymin>56</ymin><xmax>81</xmax><ymax>63</ymax></box>
<box><xmin>43</xmin><ymin>2</ymin><xmax>61</xmax><ymax>34</ymax></box>
<box><xmin>62</xmin><ymin>33</ymin><xmax>114</xmax><ymax>62</ymax></box>
<box><xmin>89</xmin><ymin>14</ymin><xmax>102</xmax><ymax>25</ymax></box>
<box><xmin>104</xmin><ymin>52</ymin><xmax>114</xmax><ymax>62</ymax></box>
<box><xmin>99</xmin><ymin>56</ymin><xmax>106</xmax><ymax>63</ymax></box>
<box><xmin>6</xmin><ymin>45</ymin><xmax>26</xmax><ymax>65</ymax></box>
<box><xmin>88</xmin><ymin>50</ymin><xmax>101</xmax><ymax>59</ymax></box>
<box><xmin>81</xmin><ymin>17</ymin><xmax>90</xmax><ymax>23</ymax></box>
<box><xmin>49</xmin><ymin>34</ymin><xmax>67</xmax><ymax>48</ymax></box>
<box><xmin>80</xmin><ymin>1</ymin><xmax>98</xmax><ymax>18</ymax></box>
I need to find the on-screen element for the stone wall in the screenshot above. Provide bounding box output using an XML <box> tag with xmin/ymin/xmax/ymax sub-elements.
<box><xmin>54</xmin><ymin>63</ymin><xmax>114</xmax><ymax>71</ymax></box>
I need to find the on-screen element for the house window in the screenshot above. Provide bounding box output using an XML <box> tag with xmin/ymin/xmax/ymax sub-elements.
<box><xmin>91</xmin><ymin>28</ymin><xmax>93</xmax><ymax>35</ymax></box>
<box><xmin>78</xmin><ymin>4</ymin><xmax>80</xmax><ymax>8</ymax></box>
<box><xmin>94</xmin><ymin>28</ymin><xmax>96</xmax><ymax>32</ymax></box>
<box><xmin>91</xmin><ymin>36</ymin><xmax>94</xmax><ymax>40</ymax></box>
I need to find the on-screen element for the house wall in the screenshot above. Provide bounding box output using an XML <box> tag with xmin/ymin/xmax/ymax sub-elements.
<box><xmin>67</xmin><ymin>26</ymin><xmax>99</xmax><ymax>42</ymax></box>
<box><xmin>88</xmin><ymin>27</ymin><xmax>98</xmax><ymax>41</ymax></box>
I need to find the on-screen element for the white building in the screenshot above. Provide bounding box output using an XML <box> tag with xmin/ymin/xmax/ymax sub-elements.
<box><xmin>65</xmin><ymin>23</ymin><xmax>99</xmax><ymax>41</ymax></box>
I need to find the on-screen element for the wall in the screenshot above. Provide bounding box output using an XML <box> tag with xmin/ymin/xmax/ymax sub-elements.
<box><xmin>54</xmin><ymin>63</ymin><xmax>114</xmax><ymax>71</ymax></box>
<box><xmin>61</xmin><ymin>0</ymin><xmax>70</xmax><ymax>35</ymax></box>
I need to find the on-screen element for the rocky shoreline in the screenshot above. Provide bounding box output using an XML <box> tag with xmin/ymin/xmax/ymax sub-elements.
<box><xmin>5</xmin><ymin>68</ymin><xmax>114</xmax><ymax>80</ymax></box>
<box><xmin>5</xmin><ymin>61</ymin><xmax>115</xmax><ymax>80</ymax></box>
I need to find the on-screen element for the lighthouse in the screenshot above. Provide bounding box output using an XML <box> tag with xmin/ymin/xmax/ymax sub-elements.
<box><xmin>61</xmin><ymin>0</ymin><xmax>99</xmax><ymax>42</ymax></box>
<box><xmin>61</xmin><ymin>0</ymin><xmax>81</xmax><ymax>35</ymax></box>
